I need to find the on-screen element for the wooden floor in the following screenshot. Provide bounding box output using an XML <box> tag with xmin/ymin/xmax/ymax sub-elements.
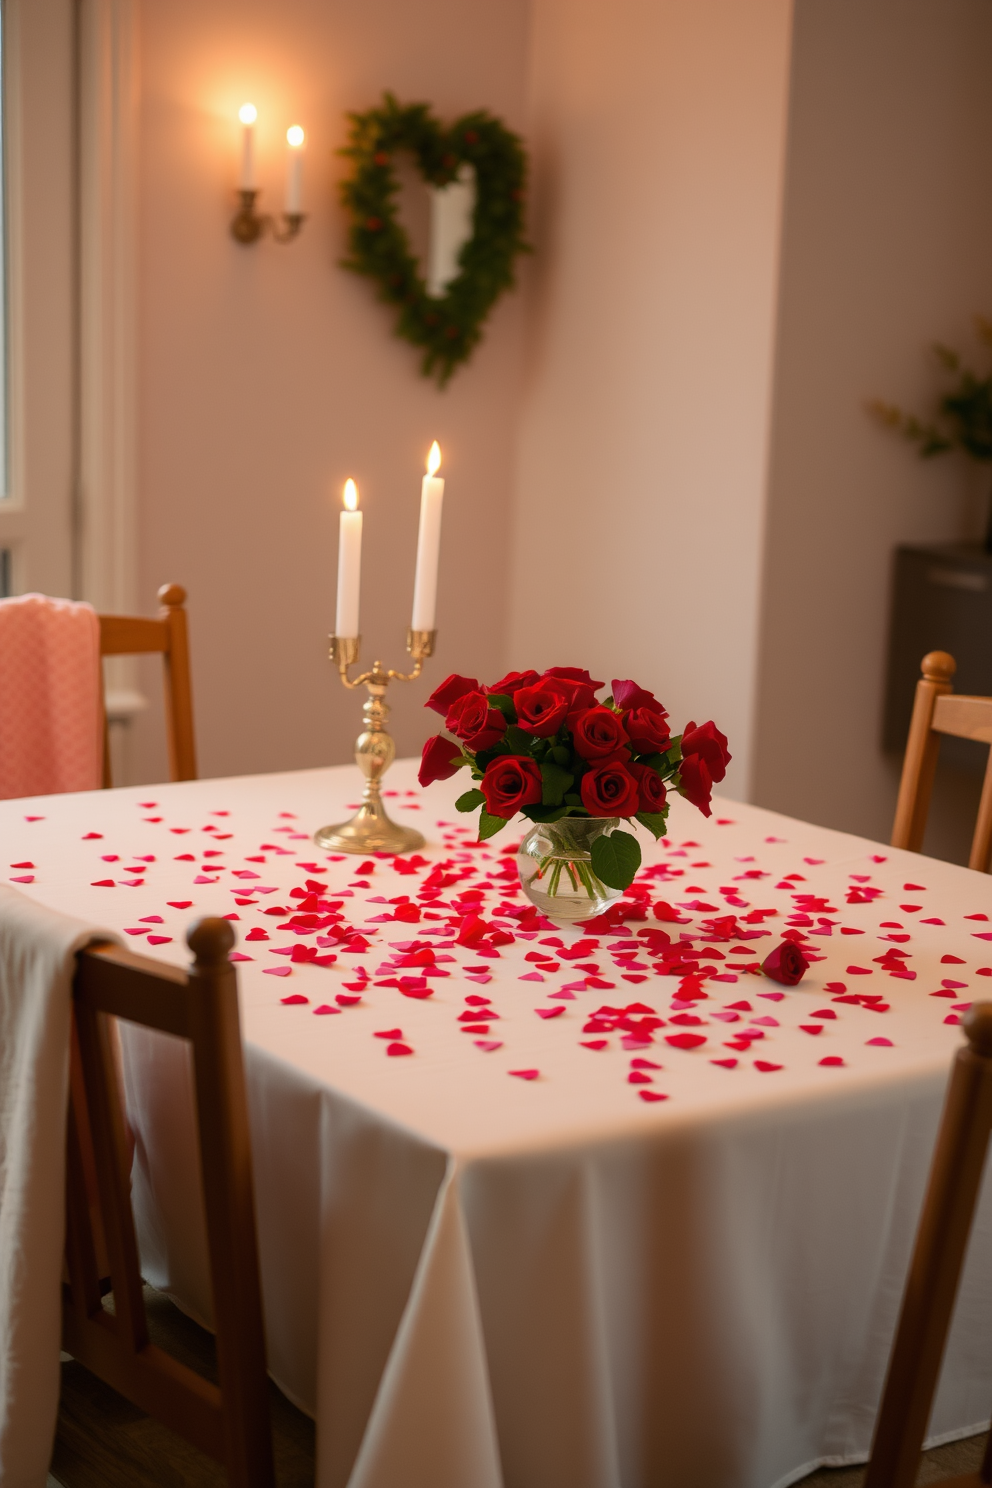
<box><xmin>46</xmin><ymin>1288</ymin><xmax>986</xmax><ymax>1487</ymax></box>
<box><xmin>796</xmin><ymin>1431</ymin><xmax>988</xmax><ymax>1487</ymax></box>
<box><xmin>49</xmin><ymin>1288</ymin><xmax>314</xmax><ymax>1488</ymax></box>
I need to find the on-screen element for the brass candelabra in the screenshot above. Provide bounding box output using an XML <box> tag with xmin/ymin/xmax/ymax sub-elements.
<box><xmin>314</xmin><ymin>629</ymin><xmax>436</xmax><ymax>854</ymax></box>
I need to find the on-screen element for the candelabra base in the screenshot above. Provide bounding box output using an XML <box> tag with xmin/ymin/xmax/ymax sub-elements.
<box><xmin>314</xmin><ymin>798</ymin><xmax>425</xmax><ymax>855</ymax></box>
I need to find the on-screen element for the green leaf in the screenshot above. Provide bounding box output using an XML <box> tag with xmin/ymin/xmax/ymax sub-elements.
<box><xmin>563</xmin><ymin>793</ymin><xmax>583</xmax><ymax>808</ymax></box>
<box><xmin>550</xmin><ymin>745</ymin><xmax>571</xmax><ymax>766</ymax></box>
<box><xmin>504</xmin><ymin>725</ymin><xmax>534</xmax><ymax>753</ymax></box>
<box><xmin>455</xmin><ymin>789</ymin><xmax>486</xmax><ymax>813</ymax></box>
<box><xmin>478</xmin><ymin>810</ymin><xmax>509</xmax><ymax>841</ymax></box>
<box><xmin>540</xmin><ymin>762</ymin><xmax>574</xmax><ymax>807</ymax></box>
<box><xmin>635</xmin><ymin>810</ymin><xmax>669</xmax><ymax>840</ymax></box>
<box><xmin>486</xmin><ymin>693</ymin><xmax>517</xmax><ymax>721</ymax></box>
<box><xmin>525</xmin><ymin>805</ymin><xmax>571</xmax><ymax>823</ymax></box>
<box><xmin>590</xmin><ymin>830</ymin><xmax>641</xmax><ymax>890</ymax></box>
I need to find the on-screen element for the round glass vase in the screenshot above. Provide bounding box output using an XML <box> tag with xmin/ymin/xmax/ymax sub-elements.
<box><xmin>516</xmin><ymin>816</ymin><xmax>624</xmax><ymax>924</ymax></box>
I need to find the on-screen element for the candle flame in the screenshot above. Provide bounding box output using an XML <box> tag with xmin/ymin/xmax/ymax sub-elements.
<box><xmin>238</xmin><ymin>102</ymin><xmax>257</xmax><ymax>125</ymax></box>
<box><xmin>427</xmin><ymin>441</ymin><xmax>441</xmax><ymax>476</ymax></box>
<box><xmin>343</xmin><ymin>478</ymin><xmax>359</xmax><ymax>511</ymax></box>
<box><xmin>287</xmin><ymin>125</ymin><xmax>305</xmax><ymax>148</ymax></box>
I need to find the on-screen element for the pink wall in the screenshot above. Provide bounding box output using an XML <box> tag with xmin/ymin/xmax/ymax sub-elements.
<box><xmin>132</xmin><ymin>0</ymin><xmax>530</xmax><ymax>783</ymax></box>
<box><xmin>508</xmin><ymin>0</ymin><xmax>795</xmax><ymax>800</ymax></box>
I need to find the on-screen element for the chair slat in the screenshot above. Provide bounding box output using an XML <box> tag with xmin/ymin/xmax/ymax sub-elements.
<box><xmin>99</xmin><ymin>614</ymin><xmax>170</xmax><ymax>655</ymax></box>
<box><xmin>932</xmin><ymin>694</ymin><xmax>992</xmax><ymax>743</ymax></box>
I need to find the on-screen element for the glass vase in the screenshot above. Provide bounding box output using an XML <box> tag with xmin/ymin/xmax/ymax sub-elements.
<box><xmin>516</xmin><ymin>816</ymin><xmax>624</xmax><ymax>924</ymax></box>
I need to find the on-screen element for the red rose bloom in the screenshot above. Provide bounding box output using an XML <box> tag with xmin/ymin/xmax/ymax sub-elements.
<box><xmin>676</xmin><ymin>753</ymin><xmax>714</xmax><ymax>816</ymax></box>
<box><xmin>514</xmin><ymin>682</ymin><xmax>571</xmax><ymax>737</ymax></box>
<box><xmin>625</xmin><ymin>707</ymin><xmax>671</xmax><ymax>753</ymax></box>
<box><xmin>445</xmin><ymin>691</ymin><xmax>506</xmax><ymax>752</ymax></box>
<box><xmin>681</xmin><ymin>719</ymin><xmax>731</xmax><ymax>784</ymax></box>
<box><xmin>486</xmin><ymin>670</ymin><xmax>540</xmax><ymax>697</ymax></box>
<box><xmin>611</xmin><ymin>679</ymin><xmax>667</xmax><ymax>714</ymax></box>
<box><xmin>543</xmin><ymin>666</ymin><xmax>605</xmax><ymax>690</ymax></box>
<box><xmin>762</xmin><ymin>940</ymin><xmax>809</xmax><ymax>986</ymax></box>
<box><xmin>418</xmin><ymin>734</ymin><xmax>462</xmax><ymax>787</ymax></box>
<box><xmin>426</xmin><ymin>673</ymin><xmax>481</xmax><ymax>717</ymax></box>
<box><xmin>629</xmin><ymin>762</ymin><xmax>667</xmax><ymax>814</ymax></box>
<box><xmin>480</xmin><ymin>755</ymin><xmax>543</xmax><ymax>818</ymax></box>
<box><xmin>572</xmin><ymin>706</ymin><xmax>630</xmax><ymax>760</ymax></box>
<box><xmin>580</xmin><ymin>757</ymin><xmax>641</xmax><ymax>817</ymax></box>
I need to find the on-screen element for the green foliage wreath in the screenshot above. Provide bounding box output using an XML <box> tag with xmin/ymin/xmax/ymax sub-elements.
<box><xmin>339</xmin><ymin>93</ymin><xmax>529</xmax><ymax>386</ymax></box>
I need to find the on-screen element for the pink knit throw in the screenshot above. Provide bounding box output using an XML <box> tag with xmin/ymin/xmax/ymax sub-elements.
<box><xmin>0</xmin><ymin>594</ymin><xmax>102</xmax><ymax>800</ymax></box>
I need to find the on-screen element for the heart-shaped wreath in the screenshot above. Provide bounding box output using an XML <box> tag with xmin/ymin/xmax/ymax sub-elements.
<box><xmin>339</xmin><ymin>94</ymin><xmax>529</xmax><ymax>386</ymax></box>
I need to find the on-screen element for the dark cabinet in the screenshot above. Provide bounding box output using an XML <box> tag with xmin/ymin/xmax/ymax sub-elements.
<box><xmin>883</xmin><ymin>543</ymin><xmax>992</xmax><ymax>769</ymax></box>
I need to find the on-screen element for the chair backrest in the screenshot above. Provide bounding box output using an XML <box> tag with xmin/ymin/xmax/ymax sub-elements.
<box><xmin>99</xmin><ymin>582</ymin><xmax>196</xmax><ymax>786</ymax></box>
<box><xmin>63</xmin><ymin>918</ymin><xmax>275</xmax><ymax>1488</ymax></box>
<box><xmin>863</xmin><ymin>1003</ymin><xmax>992</xmax><ymax>1488</ymax></box>
<box><xmin>891</xmin><ymin>651</ymin><xmax>992</xmax><ymax>872</ymax></box>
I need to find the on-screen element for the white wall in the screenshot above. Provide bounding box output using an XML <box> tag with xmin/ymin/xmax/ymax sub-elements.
<box><xmin>752</xmin><ymin>0</ymin><xmax>992</xmax><ymax>848</ymax></box>
<box><xmin>508</xmin><ymin>0</ymin><xmax>795</xmax><ymax>799</ymax></box>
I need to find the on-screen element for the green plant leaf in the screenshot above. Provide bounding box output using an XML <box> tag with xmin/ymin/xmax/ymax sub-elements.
<box><xmin>478</xmin><ymin>810</ymin><xmax>509</xmax><ymax>840</ymax></box>
<box><xmin>590</xmin><ymin>830</ymin><xmax>641</xmax><ymax>890</ymax></box>
<box><xmin>635</xmin><ymin>810</ymin><xmax>669</xmax><ymax>840</ymax></box>
<box><xmin>486</xmin><ymin>693</ymin><xmax>517</xmax><ymax>721</ymax></box>
<box><xmin>526</xmin><ymin>805</ymin><xmax>571</xmax><ymax>823</ymax></box>
<box><xmin>564</xmin><ymin>793</ymin><xmax>583</xmax><ymax>808</ymax></box>
<box><xmin>456</xmin><ymin>789</ymin><xmax>485</xmax><ymax>813</ymax></box>
<box><xmin>504</xmin><ymin>725</ymin><xmax>534</xmax><ymax>753</ymax></box>
<box><xmin>540</xmin><ymin>762</ymin><xmax>574</xmax><ymax>807</ymax></box>
<box><xmin>550</xmin><ymin>745</ymin><xmax>571</xmax><ymax>766</ymax></box>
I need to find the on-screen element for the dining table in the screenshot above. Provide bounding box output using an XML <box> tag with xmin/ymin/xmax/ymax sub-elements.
<box><xmin>4</xmin><ymin>758</ymin><xmax>992</xmax><ymax>1488</ymax></box>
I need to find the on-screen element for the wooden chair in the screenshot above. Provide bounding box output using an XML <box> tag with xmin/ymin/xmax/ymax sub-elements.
<box><xmin>62</xmin><ymin>918</ymin><xmax>276</xmax><ymax>1487</ymax></box>
<box><xmin>863</xmin><ymin>1002</ymin><xmax>992</xmax><ymax>1487</ymax></box>
<box><xmin>99</xmin><ymin>583</ymin><xmax>197</xmax><ymax>786</ymax></box>
<box><xmin>891</xmin><ymin>651</ymin><xmax>992</xmax><ymax>871</ymax></box>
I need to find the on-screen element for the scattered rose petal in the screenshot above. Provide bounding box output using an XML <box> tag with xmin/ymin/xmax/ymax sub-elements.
<box><xmin>265</xmin><ymin>966</ymin><xmax>292</xmax><ymax>978</ymax></box>
<box><xmin>387</xmin><ymin>1042</ymin><xmax>413</xmax><ymax>1056</ymax></box>
<box><xmin>509</xmin><ymin>1068</ymin><xmax>540</xmax><ymax>1080</ymax></box>
<box><xmin>754</xmin><ymin>1060</ymin><xmax>783</xmax><ymax>1072</ymax></box>
<box><xmin>638</xmin><ymin>1091</ymin><xmax>669</xmax><ymax>1102</ymax></box>
<box><xmin>280</xmin><ymin>993</ymin><xmax>308</xmax><ymax>1003</ymax></box>
<box><xmin>819</xmin><ymin>1056</ymin><xmax>844</xmax><ymax>1066</ymax></box>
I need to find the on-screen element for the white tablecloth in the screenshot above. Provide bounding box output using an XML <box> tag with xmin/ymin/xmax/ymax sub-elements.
<box><xmin>4</xmin><ymin>762</ymin><xmax>992</xmax><ymax>1488</ymax></box>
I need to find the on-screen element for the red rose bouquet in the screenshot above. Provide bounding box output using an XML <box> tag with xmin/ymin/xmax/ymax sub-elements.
<box><xmin>418</xmin><ymin>666</ymin><xmax>730</xmax><ymax>893</ymax></box>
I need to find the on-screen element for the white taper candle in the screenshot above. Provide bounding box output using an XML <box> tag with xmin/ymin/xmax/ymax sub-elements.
<box><xmin>411</xmin><ymin>442</ymin><xmax>444</xmax><ymax>631</ymax></box>
<box><xmin>238</xmin><ymin>103</ymin><xmax>257</xmax><ymax>190</ymax></box>
<box><xmin>285</xmin><ymin>125</ymin><xmax>305</xmax><ymax>212</ymax></box>
<box><xmin>336</xmin><ymin>479</ymin><xmax>363</xmax><ymax>638</ymax></box>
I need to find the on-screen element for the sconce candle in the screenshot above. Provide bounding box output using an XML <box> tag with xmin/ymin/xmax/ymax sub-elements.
<box><xmin>238</xmin><ymin>102</ymin><xmax>257</xmax><ymax>190</ymax></box>
<box><xmin>285</xmin><ymin>126</ymin><xmax>305</xmax><ymax>214</ymax></box>
<box><xmin>336</xmin><ymin>479</ymin><xmax>363</xmax><ymax>639</ymax></box>
<box><xmin>411</xmin><ymin>442</ymin><xmax>444</xmax><ymax>632</ymax></box>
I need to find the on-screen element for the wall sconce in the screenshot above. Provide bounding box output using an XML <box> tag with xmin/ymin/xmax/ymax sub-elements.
<box><xmin>230</xmin><ymin>103</ymin><xmax>307</xmax><ymax>245</ymax></box>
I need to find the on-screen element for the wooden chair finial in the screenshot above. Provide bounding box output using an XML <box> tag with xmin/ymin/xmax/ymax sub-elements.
<box><xmin>921</xmin><ymin>651</ymin><xmax>956</xmax><ymax>683</ymax></box>
<box><xmin>963</xmin><ymin>1001</ymin><xmax>992</xmax><ymax>1058</ymax></box>
<box><xmin>157</xmin><ymin>583</ymin><xmax>187</xmax><ymax>608</ymax></box>
<box><xmin>187</xmin><ymin>917</ymin><xmax>235</xmax><ymax>966</ymax></box>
